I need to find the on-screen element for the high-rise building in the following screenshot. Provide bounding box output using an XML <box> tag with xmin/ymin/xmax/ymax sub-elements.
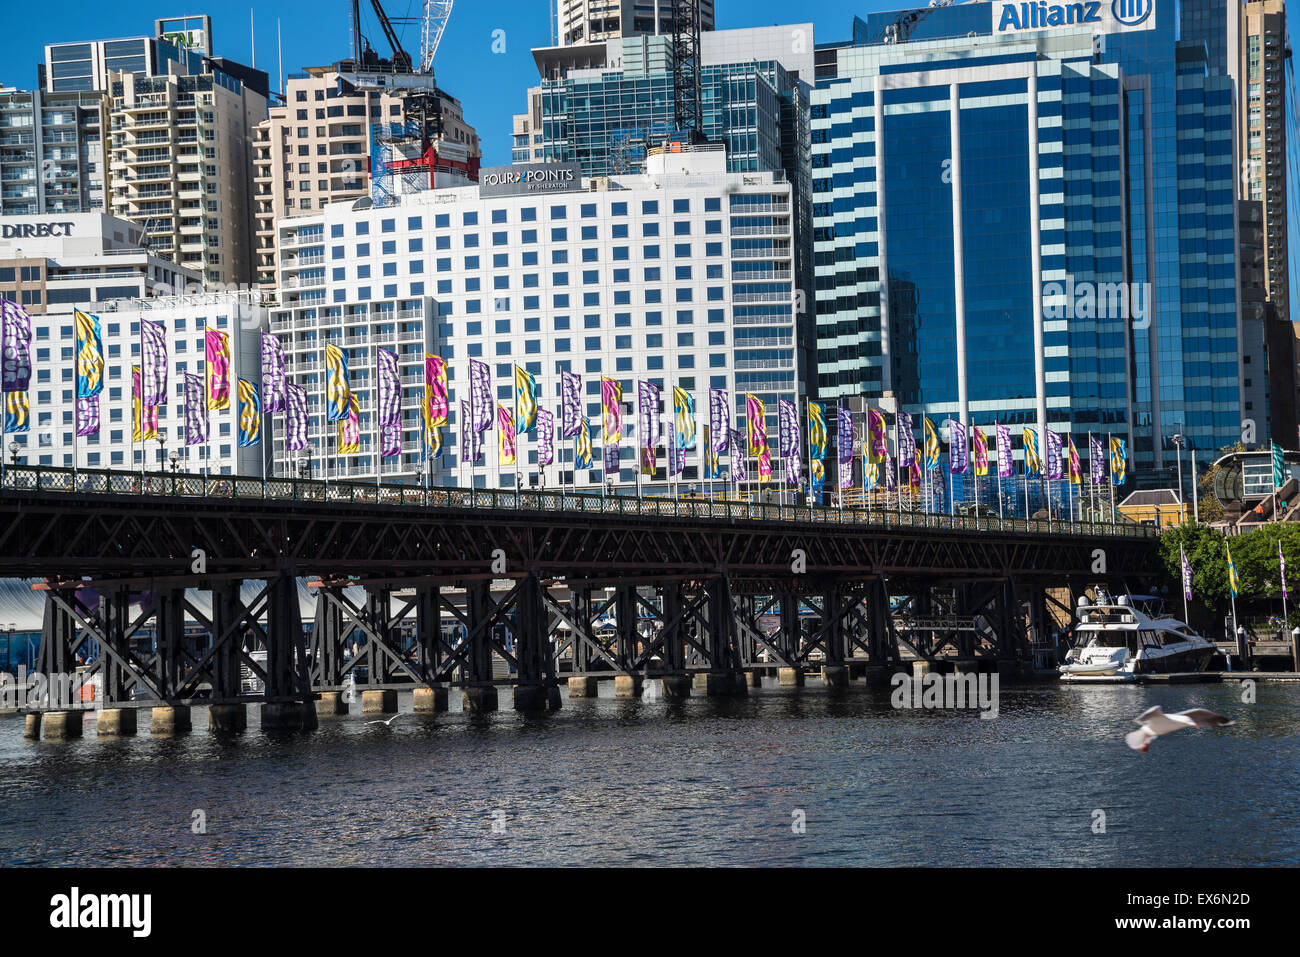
<box><xmin>106</xmin><ymin>68</ymin><xmax>267</xmax><ymax>288</ymax></box>
<box><xmin>0</xmin><ymin>88</ymin><xmax>108</xmax><ymax>215</ymax></box>
<box><xmin>1233</xmin><ymin>0</ymin><xmax>1289</xmax><ymax>322</ymax></box>
<box><xmin>811</xmin><ymin>0</ymin><xmax>1242</xmax><ymax>483</ymax></box>
<box><xmin>270</xmin><ymin>146</ymin><xmax>799</xmax><ymax>489</ymax></box>
<box><xmin>554</xmin><ymin>0</ymin><xmax>715</xmax><ymax>47</ymax></box>
<box><xmin>252</xmin><ymin>66</ymin><xmax>480</xmax><ymax>288</ymax></box>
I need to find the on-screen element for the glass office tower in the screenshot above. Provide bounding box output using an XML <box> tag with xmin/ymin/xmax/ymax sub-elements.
<box><xmin>811</xmin><ymin>0</ymin><xmax>1240</xmax><ymax>481</ymax></box>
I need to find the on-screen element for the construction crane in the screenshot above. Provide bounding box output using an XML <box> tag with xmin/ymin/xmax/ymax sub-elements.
<box><xmin>670</xmin><ymin>0</ymin><xmax>705</xmax><ymax>143</ymax></box>
<box><xmin>340</xmin><ymin>0</ymin><xmax>452</xmax><ymax>91</ymax></box>
<box><xmin>882</xmin><ymin>0</ymin><xmax>956</xmax><ymax>45</ymax></box>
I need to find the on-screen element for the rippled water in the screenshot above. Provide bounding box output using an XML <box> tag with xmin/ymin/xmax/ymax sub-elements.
<box><xmin>2</xmin><ymin>679</ymin><xmax>1297</xmax><ymax>867</ymax></box>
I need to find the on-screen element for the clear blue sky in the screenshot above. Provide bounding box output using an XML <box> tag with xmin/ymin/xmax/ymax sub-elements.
<box><xmin>0</xmin><ymin>0</ymin><xmax>887</xmax><ymax>166</ymax></box>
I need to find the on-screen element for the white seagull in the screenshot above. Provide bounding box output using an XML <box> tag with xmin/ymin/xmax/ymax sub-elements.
<box><xmin>1125</xmin><ymin>705</ymin><xmax>1234</xmax><ymax>753</ymax></box>
<box><xmin>365</xmin><ymin>713</ymin><xmax>406</xmax><ymax>727</ymax></box>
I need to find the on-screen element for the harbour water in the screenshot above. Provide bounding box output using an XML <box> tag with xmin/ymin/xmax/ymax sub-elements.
<box><xmin>2</xmin><ymin>680</ymin><xmax>1297</xmax><ymax>867</ymax></box>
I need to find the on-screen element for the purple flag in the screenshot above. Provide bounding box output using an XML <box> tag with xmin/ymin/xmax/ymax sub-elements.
<box><xmin>1046</xmin><ymin>428</ymin><xmax>1063</xmax><ymax>480</ymax></box>
<box><xmin>183</xmin><ymin>372</ymin><xmax>208</xmax><ymax>446</ymax></box>
<box><xmin>837</xmin><ymin>407</ymin><xmax>854</xmax><ymax>490</ymax></box>
<box><xmin>460</xmin><ymin>398</ymin><xmax>482</xmax><ymax>465</ymax></box>
<box><xmin>884</xmin><ymin>448</ymin><xmax>896</xmax><ymax>490</ymax></box>
<box><xmin>261</xmin><ymin>333</ymin><xmax>287</xmax><ymax>413</ymax></box>
<box><xmin>140</xmin><ymin>319</ymin><xmax>168</xmax><ymax>407</ymax></box>
<box><xmin>638</xmin><ymin>379</ymin><xmax>660</xmax><ymax>474</ymax></box>
<box><xmin>730</xmin><ymin>429</ymin><xmax>748</xmax><ymax>482</ymax></box>
<box><xmin>1180</xmin><ymin>546</ymin><xmax>1193</xmax><ymax>603</ymax></box>
<box><xmin>710</xmin><ymin>388</ymin><xmax>729</xmax><ymax>452</ymax></box>
<box><xmin>947</xmin><ymin>419</ymin><xmax>968</xmax><ymax>474</ymax></box>
<box><xmin>669</xmin><ymin>425</ymin><xmax>686</xmax><ymax>477</ymax></box>
<box><xmin>2</xmin><ymin>299</ymin><xmax>32</xmax><ymax>391</ymax></box>
<box><xmin>779</xmin><ymin>398</ymin><xmax>801</xmax><ymax>488</ymax></box>
<box><xmin>469</xmin><ymin>359</ymin><xmax>493</xmax><ymax>433</ymax></box>
<box><xmin>560</xmin><ymin>370</ymin><xmax>582</xmax><ymax>438</ymax></box>
<box><xmin>537</xmin><ymin>408</ymin><xmax>554</xmax><ymax>466</ymax></box>
<box><xmin>377</xmin><ymin>348</ymin><xmax>402</xmax><ymax>457</ymax></box>
<box><xmin>285</xmin><ymin>382</ymin><xmax>308</xmax><ymax>452</ymax></box>
<box><xmin>1280</xmin><ymin>541</ymin><xmax>1288</xmax><ymax>602</ymax></box>
<box><xmin>996</xmin><ymin>423</ymin><xmax>1014</xmax><ymax>478</ymax></box>
<box><xmin>76</xmin><ymin>395</ymin><xmax>99</xmax><ymax>438</ymax></box>
<box><xmin>896</xmin><ymin>411</ymin><xmax>916</xmax><ymax>469</ymax></box>
<box><xmin>1090</xmin><ymin>433</ymin><xmax>1105</xmax><ymax>485</ymax></box>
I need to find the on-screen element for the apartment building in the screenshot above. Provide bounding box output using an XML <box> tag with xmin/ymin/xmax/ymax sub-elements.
<box><xmin>0</xmin><ymin>88</ymin><xmax>108</xmax><ymax>216</ymax></box>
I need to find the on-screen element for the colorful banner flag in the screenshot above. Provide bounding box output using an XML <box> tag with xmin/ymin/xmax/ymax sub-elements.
<box><xmin>1110</xmin><ymin>436</ymin><xmax>1127</xmax><ymax>485</ymax></box>
<box><xmin>338</xmin><ymin>392</ymin><xmax>361</xmax><ymax>453</ymax></box>
<box><xmin>537</xmin><ymin>408</ymin><xmax>554</xmax><ymax>466</ymax></box>
<box><xmin>1181</xmin><ymin>546</ymin><xmax>1193</xmax><ymax>603</ymax></box>
<box><xmin>810</xmin><ymin>457</ymin><xmax>825</xmax><ymax>493</ymax></box>
<box><xmin>884</xmin><ymin>449</ymin><xmax>896</xmax><ymax>491</ymax></box>
<box><xmin>923</xmin><ymin>417</ymin><xmax>940</xmax><ymax>471</ymax></box>
<box><xmin>205</xmin><ymin>327</ymin><xmax>230</xmax><ymax>411</ymax></box>
<box><xmin>1272</xmin><ymin>441</ymin><xmax>1285</xmax><ymax>488</ymax></box>
<box><xmin>139</xmin><ymin>319</ymin><xmax>168</xmax><ymax>407</ymax></box>
<box><xmin>996</xmin><ymin>423</ymin><xmax>1014</xmax><ymax>478</ymax></box>
<box><xmin>910</xmin><ymin>459</ymin><xmax>922</xmax><ymax>493</ymax></box>
<box><xmin>602</xmin><ymin>377</ymin><xmax>622</xmax><ymax>475</ymax></box>
<box><xmin>947</xmin><ymin>419</ymin><xmax>968</xmax><ymax>474</ymax></box>
<box><xmin>638</xmin><ymin>379</ymin><xmax>660</xmax><ymax>475</ymax></box>
<box><xmin>1227</xmin><ymin>542</ymin><xmax>1239</xmax><ymax>598</ymax></box>
<box><xmin>183</xmin><ymin>372</ymin><xmax>207</xmax><ymax>446</ymax></box>
<box><xmin>867</xmin><ymin>408</ymin><xmax>887</xmax><ymax>462</ymax></box>
<box><xmin>426</xmin><ymin>426</ymin><xmax>443</xmax><ymax>460</ymax></box>
<box><xmin>973</xmin><ymin>426</ymin><xmax>989</xmax><ymax>476</ymax></box>
<box><xmin>75</xmin><ymin>395</ymin><xmax>98</xmax><ymax>438</ymax></box>
<box><xmin>237</xmin><ymin>378</ymin><xmax>261</xmax><ymax>448</ymax></box>
<box><xmin>469</xmin><ymin>358</ymin><xmax>493</xmax><ymax>433</ymax></box>
<box><xmin>75</xmin><ymin>310</ymin><xmax>104</xmax><ymax>399</ymax></box>
<box><xmin>745</xmin><ymin>394</ymin><xmax>766</xmax><ymax>455</ymax></box>
<box><xmin>1090</xmin><ymin>433</ymin><xmax>1105</xmax><ymax>485</ymax></box>
<box><xmin>808</xmin><ymin>401</ymin><xmax>827</xmax><ymax>461</ymax></box>
<box><xmin>132</xmin><ymin>366</ymin><xmax>158</xmax><ymax>442</ymax></box>
<box><xmin>286</xmin><ymin>382</ymin><xmax>308</xmax><ymax>453</ymax></box>
<box><xmin>261</xmin><ymin>333</ymin><xmax>287</xmax><ymax>414</ymax></box>
<box><xmin>1023</xmin><ymin>427</ymin><xmax>1042</xmax><ymax>476</ymax></box>
<box><xmin>424</xmin><ymin>354</ymin><xmax>448</xmax><ymax>439</ymax></box>
<box><xmin>837</xmin><ymin>407</ymin><xmax>854</xmax><ymax>489</ymax></box>
<box><xmin>703</xmin><ymin>426</ymin><xmax>724</xmax><ymax>480</ymax></box>
<box><xmin>668</xmin><ymin>422</ymin><xmax>684</xmax><ymax>477</ymax></box>
<box><xmin>674</xmin><ymin>386</ymin><xmax>696</xmax><ymax>452</ymax></box>
<box><xmin>515</xmin><ymin>365</ymin><xmax>538</xmax><ymax>434</ymax></box>
<box><xmin>779</xmin><ymin>398</ymin><xmax>801</xmax><ymax>487</ymax></box>
<box><xmin>710</xmin><ymin>388</ymin><xmax>729</xmax><ymax>452</ymax></box>
<box><xmin>324</xmin><ymin>343</ymin><xmax>350</xmax><ymax>422</ymax></box>
<box><xmin>1046</xmin><ymin>429</ymin><xmax>1063</xmax><ymax>481</ymax></box>
<box><xmin>2</xmin><ymin>299</ymin><xmax>32</xmax><ymax>392</ymax></box>
<box><xmin>730</xmin><ymin>429</ymin><xmax>749</xmax><ymax>483</ymax></box>
<box><xmin>499</xmin><ymin>403</ymin><xmax>516</xmax><ymax>465</ymax></box>
<box><xmin>459</xmin><ymin>399</ymin><xmax>476</xmax><ymax>466</ymax></box>
<box><xmin>896</xmin><ymin>411</ymin><xmax>915</xmax><ymax>469</ymax></box>
<box><xmin>575</xmin><ymin>415</ymin><xmax>594</xmax><ymax>469</ymax></box>
<box><xmin>4</xmin><ymin>391</ymin><xmax>28</xmax><ymax>433</ymax></box>
<box><xmin>377</xmin><ymin>347</ymin><xmax>402</xmax><ymax>458</ymax></box>
<box><xmin>560</xmin><ymin>369</ymin><xmax>582</xmax><ymax>438</ymax></box>
<box><xmin>1068</xmin><ymin>435</ymin><xmax>1082</xmax><ymax>485</ymax></box>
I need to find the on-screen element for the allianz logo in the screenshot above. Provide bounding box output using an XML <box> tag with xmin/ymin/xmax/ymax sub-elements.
<box><xmin>996</xmin><ymin>0</ymin><xmax>1152</xmax><ymax>31</ymax></box>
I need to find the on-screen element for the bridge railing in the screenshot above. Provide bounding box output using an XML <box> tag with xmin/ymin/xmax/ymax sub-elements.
<box><xmin>0</xmin><ymin>463</ymin><xmax>1156</xmax><ymax>539</ymax></box>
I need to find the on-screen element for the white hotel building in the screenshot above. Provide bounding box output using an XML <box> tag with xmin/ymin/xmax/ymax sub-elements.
<box><xmin>271</xmin><ymin>145</ymin><xmax>804</xmax><ymax>490</ymax></box>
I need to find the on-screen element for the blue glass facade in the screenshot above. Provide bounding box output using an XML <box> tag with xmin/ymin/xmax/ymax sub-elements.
<box><xmin>812</xmin><ymin>0</ymin><xmax>1241</xmax><ymax>484</ymax></box>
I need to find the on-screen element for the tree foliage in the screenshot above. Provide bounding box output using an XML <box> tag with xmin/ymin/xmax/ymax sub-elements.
<box><xmin>1159</xmin><ymin>521</ymin><xmax>1300</xmax><ymax>613</ymax></box>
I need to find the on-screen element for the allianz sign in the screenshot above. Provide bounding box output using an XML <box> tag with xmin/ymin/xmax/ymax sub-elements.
<box><xmin>994</xmin><ymin>0</ymin><xmax>1153</xmax><ymax>32</ymax></box>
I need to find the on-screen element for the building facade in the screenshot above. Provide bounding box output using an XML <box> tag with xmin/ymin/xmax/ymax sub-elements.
<box><xmin>0</xmin><ymin>212</ymin><xmax>197</xmax><ymax>314</ymax></box>
<box><xmin>1233</xmin><ymin>0</ymin><xmax>1289</xmax><ymax>323</ymax></box>
<box><xmin>4</xmin><ymin>290</ymin><xmax>265</xmax><ymax>475</ymax></box>
<box><xmin>555</xmin><ymin>0</ymin><xmax>716</xmax><ymax>47</ymax></box>
<box><xmin>271</xmin><ymin>146</ymin><xmax>801</xmax><ymax>491</ymax></box>
<box><xmin>811</xmin><ymin>0</ymin><xmax>1241</xmax><ymax>483</ymax></box>
<box><xmin>252</xmin><ymin>67</ymin><xmax>480</xmax><ymax>288</ymax></box>
<box><xmin>0</xmin><ymin>88</ymin><xmax>108</xmax><ymax>216</ymax></box>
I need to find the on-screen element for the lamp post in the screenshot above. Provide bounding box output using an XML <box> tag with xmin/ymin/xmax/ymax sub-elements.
<box><xmin>1171</xmin><ymin>433</ymin><xmax>1185</xmax><ymax>524</ymax></box>
<box><xmin>7</xmin><ymin>440</ymin><xmax>21</xmax><ymax>489</ymax></box>
<box><xmin>1292</xmin><ymin>626</ymin><xmax>1299</xmax><ymax>675</ymax></box>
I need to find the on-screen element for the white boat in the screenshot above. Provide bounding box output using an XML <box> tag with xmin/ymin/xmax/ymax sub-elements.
<box><xmin>1059</xmin><ymin>590</ymin><xmax>1217</xmax><ymax>682</ymax></box>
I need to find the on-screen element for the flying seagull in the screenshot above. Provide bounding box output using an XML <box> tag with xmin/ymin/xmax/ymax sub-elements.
<box><xmin>1125</xmin><ymin>705</ymin><xmax>1234</xmax><ymax>753</ymax></box>
<box><xmin>365</xmin><ymin>713</ymin><xmax>406</xmax><ymax>727</ymax></box>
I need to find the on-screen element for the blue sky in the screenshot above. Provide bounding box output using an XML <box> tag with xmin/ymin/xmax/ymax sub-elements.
<box><xmin>0</xmin><ymin>0</ymin><xmax>888</xmax><ymax>165</ymax></box>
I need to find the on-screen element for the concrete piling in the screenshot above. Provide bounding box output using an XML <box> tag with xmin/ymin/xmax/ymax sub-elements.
<box><xmin>150</xmin><ymin>705</ymin><xmax>192</xmax><ymax>735</ymax></box>
<box><xmin>412</xmin><ymin>686</ymin><xmax>449</xmax><ymax>712</ymax></box>
<box><xmin>567</xmin><ymin>676</ymin><xmax>600</xmax><ymax>698</ymax></box>
<box><xmin>42</xmin><ymin>710</ymin><xmax>84</xmax><ymax>739</ymax></box>
<box><xmin>96</xmin><ymin>708</ymin><xmax>138</xmax><ymax>736</ymax></box>
<box><xmin>613</xmin><ymin>675</ymin><xmax>644</xmax><ymax>698</ymax></box>
<box><xmin>462</xmin><ymin>686</ymin><xmax>499</xmax><ymax>713</ymax></box>
<box><xmin>208</xmin><ymin>703</ymin><xmax>246</xmax><ymax>734</ymax></box>
<box><xmin>360</xmin><ymin>689</ymin><xmax>397</xmax><ymax>714</ymax></box>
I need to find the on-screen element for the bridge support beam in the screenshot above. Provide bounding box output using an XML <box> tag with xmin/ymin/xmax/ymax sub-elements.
<box><xmin>96</xmin><ymin>708</ymin><xmax>137</xmax><ymax>736</ymax></box>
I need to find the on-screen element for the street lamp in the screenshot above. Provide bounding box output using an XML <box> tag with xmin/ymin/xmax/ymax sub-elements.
<box><xmin>297</xmin><ymin>451</ymin><xmax>310</xmax><ymax>480</ymax></box>
<box><xmin>169</xmin><ymin>451</ymin><xmax>180</xmax><ymax>474</ymax></box>
<box><xmin>8</xmin><ymin>441</ymin><xmax>20</xmax><ymax>465</ymax></box>
<box><xmin>1171</xmin><ymin>434</ymin><xmax>1185</xmax><ymax>524</ymax></box>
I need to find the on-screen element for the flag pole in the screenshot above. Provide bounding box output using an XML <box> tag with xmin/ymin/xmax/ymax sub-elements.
<box><xmin>1108</xmin><ymin>432</ymin><xmax>1116</xmax><ymax>527</ymax></box>
<box><xmin>374</xmin><ymin>347</ymin><xmax>381</xmax><ymax>492</ymax></box>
